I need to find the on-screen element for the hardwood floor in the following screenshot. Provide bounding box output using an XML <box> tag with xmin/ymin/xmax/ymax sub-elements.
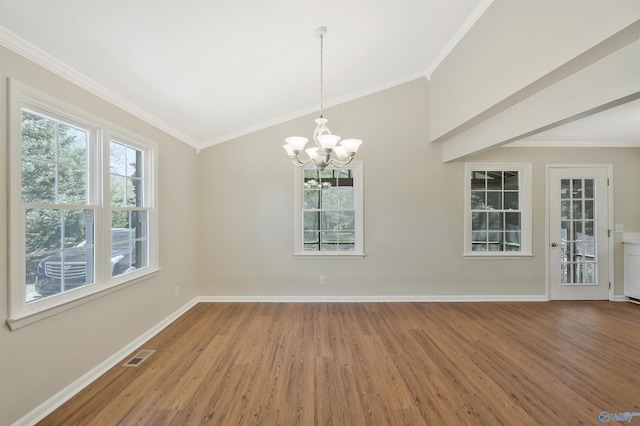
<box><xmin>40</xmin><ymin>302</ymin><xmax>640</xmax><ymax>425</ymax></box>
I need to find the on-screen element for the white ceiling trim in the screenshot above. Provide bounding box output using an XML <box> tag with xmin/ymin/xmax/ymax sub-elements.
<box><xmin>200</xmin><ymin>70</ymin><xmax>431</xmax><ymax>150</ymax></box>
<box><xmin>0</xmin><ymin>26</ymin><xmax>200</xmax><ymax>150</ymax></box>
<box><xmin>506</xmin><ymin>140</ymin><xmax>640</xmax><ymax>148</ymax></box>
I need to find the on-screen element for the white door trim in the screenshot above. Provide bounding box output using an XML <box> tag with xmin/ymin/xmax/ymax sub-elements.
<box><xmin>545</xmin><ymin>164</ymin><xmax>614</xmax><ymax>301</ymax></box>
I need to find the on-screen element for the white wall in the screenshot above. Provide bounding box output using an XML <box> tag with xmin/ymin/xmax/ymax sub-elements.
<box><xmin>198</xmin><ymin>78</ymin><xmax>640</xmax><ymax>299</ymax></box>
<box><xmin>0</xmin><ymin>46</ymin><xmax>201</xmax><ymax>425</ymax></box>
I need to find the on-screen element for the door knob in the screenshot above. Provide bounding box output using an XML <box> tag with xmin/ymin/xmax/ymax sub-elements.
<box><xmin>551</xmin><ymin>242</ymin><xmax>558</xmax><ymax>248</ymax></box>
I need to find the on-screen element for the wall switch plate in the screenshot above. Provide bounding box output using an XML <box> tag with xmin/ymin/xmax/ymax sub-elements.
<box><xmin>175</xmin><ymin>286</ymin><xmax>180</xmax><ymax>298</ymax></box>
<box><xmin>319</xmin><ymin>275</ymin><xmax>326</xmax><ymax>285</ymax></box>
<box><xmin>615</xmin><ymin>224</ymin><xmax>624</xmax><ymax>233</ymax></box>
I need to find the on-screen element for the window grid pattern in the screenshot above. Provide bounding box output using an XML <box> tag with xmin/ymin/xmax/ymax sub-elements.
<box><xmin>21</xmin><ymin>108</ymin><xmax>95</xmax><ymax>300</ymax></box>
<box><xmin>110</xmin><ymin>141</ymin><xmax>149</xmax><ymax>277</ymax></box>
<box><xmin>560</xmin><ymin>178</ymin><xmax>597</xmax><ymax>285</ymax></box>
<box><xmin>470</xmin><ymin>170</ymin><xmax>521</xmax><ymax>252</ymax></box>
<box><xmin>302</xmin><ymin>169</ymin><xmax>355</xmax><ymax>252</ymax></box>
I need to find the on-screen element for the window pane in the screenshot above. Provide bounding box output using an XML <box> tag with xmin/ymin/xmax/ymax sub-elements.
<box><xmin>58</xmin><ymin>124</ymin><xmax>87</xmax><ymax>167</ymax></box>
<box><xmin>572</xmin><ymin>179</ymin><xmax>582</xmax><ymax>197</ymax></box>
<box><xmin>572</xmin><ymin>200</ymin><xmax>583</xmax><ymax>220</ymax></box>
<box><xmin>584</xmin><ymin>179</ymin><xmax>594</xmax><ymax>199</ymax></box>
<box><xmin>471</xmin><ymin>191</ymin><xmax>485</xmax><ymax>209</ymax></box>
<box><xmin>112</xmin><ymin>209</ymin><xmax>130</xmax><ymax>229</ymax></box>
<box><xmin>21</xmin><ymin>110</ymin><xmax>55</xmax><ymax>160</ymax></box>
<box><xmin>472</xmin><ymin>243</ymin><xmax>487</xmax><ymax>252</ymax></box>
<box><xmin>472</xmin><ymin>231</ymin><xmax>487</xmax><ymax>242</ymax></box>
<box><xmin>472</xmin><ymin>212</ymin><xmax>487</xmax><ymax>231</ymax></box>
<box><xmin>134</xmin><ymin>239</ymin><xmax>148</xmax><ymax>269</ymax></box>
<box><xmin>63</xmin><ymin>209</ymin><xmax>88</xmax><ymax>248</ymax></box>
<box><xmin>22</xmin><ymin>159</ymin><xmax>55</xmax><ymax>203</ymax></box>
<box><xmin>127</xmin><ymin>177</ymin><xmax>143</xmax><ymax>207</ymax></box>
<box><xmin>505</xmin><ymin>231</ymin><xmax>520</xmax><ymax>251</ymax></box>
<box><xmin>111</xmin><ymin>175</ymin><xmax>126</xmax><ymax>207</ymax></box>
<box><xmin>486</xmin><ymin>171</ymin><xmax>502</xmax><ymax>190</ymax></box>
<box><xmin>561</xmin><ymin>179</ymin><xmax>570</xmax><ymax>199</ymax></box>
<box><xmin>34</xmin><ymin>247</ymin><xmax>94</xmax><ymax>299</ymax></box>
<box><xmin>561</xmin><ymin>200</ymin><xmax>570</xmax><ymax>220</ymax></box>
<box><xmin>126</xmin><ymin>146</ymin><xmax>142</xmax><ymax>177</ymax></box>
<box><xmin>322</xmin><ymin>211</ymin><xmax>340</xmax><ymax>230</ymax></box>
<box><xmin>338</xmin><ymin>187</ymin><xmax>354</xmax><ymax>209</ymax></box>
<box><xmin>486</xmin><ymin>192</ymin><xmax>502</xmax><ymax>209</ymax></box>
<box><xmin>25</xmin><ymin>208</ymin><xmax>61</xmax><ymax>254</ymax></box>
<box><xmin>110</xmin><ymin>141</ymin><xmax>127</xmax><ymax>175</ymax></box>
<box><xmin>303</xmin><ymin>190</ymin><xmax>319</xmax><ymax>209</ymax></box>
<box><xmin>488</xmin><ymin>232</ymin><xmax>503</xmax><ymax>247</ymax></box>
<box><xmin>58</xmin><ymin>165</ymin><xmax>87</xmax><ymax>204</ymax></box>
<box><xmin>504</xmin><ymin>192</ymin><xmax>519</xmax><ymax>210</ymax></box>
<box><xmin>304</xmin><ymin>231</ymin><xmax>319</xmax><ymax>244</ymax></box>
<box><xmin>584</xmin><ymin>200</ymin><xmax>594</xmax><ymax>220</ymax></box>
<box><xmin>488</xmin><ymin>212</ymin><xmax>503</xmax><ymax>230</ymax></box>
<box><xmin>112</xmin><ymin>240</ymin><xmax>132</xmax><ymax>278</ymax></box>
<box><xmin>321</xmin><ymin>187</ymin><xmax>338</xmax><ymax>210</ymax></box>
<box><xmin>470</xmin><ymin>172</ymin><xmax>485</xmax><ymax>190</ymax></box>
<box><xmin>339</xmin><ymin>211</ymin><xmax>355</xmax><ymax>231</ymax></box>
<box><xmin>131</xmin><ymin>210</ymin><xmax>148</xmax><ymax>239</ymax></box>
<box><xmin>303</xmin><ymin>211</ymin><xmax>319</xmax><ymax>232</ymax></box>
<box><xmin>505</xmin><ymin>212</ymin><xmax>520</xmax><ymax>230</ymax></box>
<box><xmin>503</xmin><ymin>171</ymin><xmax>519</xmax><ymax>190</ymax></box>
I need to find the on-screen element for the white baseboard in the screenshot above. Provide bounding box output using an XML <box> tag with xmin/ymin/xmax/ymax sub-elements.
<box><xmin>14</xmin><ymin>298</ymin><xmax>199</xmax><ymax>426</ymax></box>
<box><xmin>196</xmin><ymin>294</ymin><xmax>549</xmax><ymax>303</ymax></box>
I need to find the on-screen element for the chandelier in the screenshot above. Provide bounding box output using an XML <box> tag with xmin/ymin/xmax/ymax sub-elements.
<box><xmin>283</xmin><ymin>26</ymin><xmax>362</xmax><ymax>171</ymax></box>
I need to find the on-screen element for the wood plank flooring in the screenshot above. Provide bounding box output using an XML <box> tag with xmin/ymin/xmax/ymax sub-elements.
<box><xmin>40</xmin><ymin>302</ymin><xmax>640</xmax><ymax>425</ymax></box>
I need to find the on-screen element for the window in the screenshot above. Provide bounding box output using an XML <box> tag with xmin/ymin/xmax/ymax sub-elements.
<box><xmin>7</xmin><ymin>80</ymin><xmax>158</xmax><ymax>329</ymax></box>
<box><xmin>295</xmin><ymin>162</ymin><xmax>364</xmax><ymax>257</ymax></box>
<box><xmin>110</xmin><ymin>140</ymin><xmax>149</xmax><ymax>277</ymax></box>
<box><xmin>464</xmin><ymin>163</ymin><xmax>532</xmax><ymax>256</ymax></box>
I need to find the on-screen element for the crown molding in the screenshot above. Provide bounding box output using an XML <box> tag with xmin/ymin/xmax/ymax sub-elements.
<box><xmin>0</xmin><ymin>26</ymin><xmax>200</xmax><ymax>151</ymax></box>
<box><xmin>506</xmin><ymin>140</ymin><xmax>640</xmax><ymax>148</ymax></box>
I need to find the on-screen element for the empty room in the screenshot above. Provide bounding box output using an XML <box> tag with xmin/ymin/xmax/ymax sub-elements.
<box><xmin>1</xmin><ymin>0</ymin><xmax>640</xmax><ymax>424</ymax></box>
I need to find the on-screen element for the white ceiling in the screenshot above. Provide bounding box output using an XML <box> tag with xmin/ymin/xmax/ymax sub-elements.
<box><xmin>2</xmin><ymin>1</ymin><xmax>637</xmax><ymax>151</ymax></box>
<box><xmin>0</xmin><ymin>0</ymin><xmax>488</xmax><ymax>150</ymax></box>
<box><xmin>517</xmin><ymin>97</ymin><xmax>640</xmax><ymax>145</ymax></box>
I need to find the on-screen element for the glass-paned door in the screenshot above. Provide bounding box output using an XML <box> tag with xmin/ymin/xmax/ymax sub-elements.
<box><xmin>549</xmin><ymin>167</ymin><xmax>610</xmax><ymax>300</ymax></box>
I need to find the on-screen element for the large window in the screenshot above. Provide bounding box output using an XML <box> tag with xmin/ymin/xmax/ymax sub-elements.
<box><xmin>295</xmin><ymin>162</ymin><xmax>364</xmax><ymax>257</ymax></box>
<box><xmin>464</xmin><ymin>163</ymin><xmax>532</xmax><ymax>257</ymax></box>
<box><xmin>7</xmin><ymin>80</ymin><xmax>158</xmax><ymax>329</ymax></box>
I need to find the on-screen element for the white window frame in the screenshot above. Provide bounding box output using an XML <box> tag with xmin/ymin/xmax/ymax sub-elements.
<box><xmin>6</xmin><ymin>79</ymin><xmax>159</xmax><ymax>330</ymax></box>
<box><xmin>294</xmin><ymin>161</ymin><xmax>365</xmax><ymax>258</ymax></box>
<box><xmin>464</xmin><ymin>163</ymin><xmax>532</xmax><ymax>257</ymax></box>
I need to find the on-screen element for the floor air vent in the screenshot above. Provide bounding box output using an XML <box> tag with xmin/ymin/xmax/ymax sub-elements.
<box><xmin>122</xmin><ymin>349</ymin><xmax>155</xmax><ymax>367</ymax></box>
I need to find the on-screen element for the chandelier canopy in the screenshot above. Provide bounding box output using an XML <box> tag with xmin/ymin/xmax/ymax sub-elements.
<box><xmin>283</xmin><ymin>26</ymin><xmax>362</xmax><ymax>171</ymax></box>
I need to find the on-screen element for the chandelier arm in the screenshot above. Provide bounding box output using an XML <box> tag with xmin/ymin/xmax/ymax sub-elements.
<box><xmin>328</xmin><ymin>156</ymin><xmax>355</xmax><ymax>168</ymax></box>
<box><xmin>290</xmin><ymin>155</ymin><xmax>313</xmax><ymax>167</ymax></box>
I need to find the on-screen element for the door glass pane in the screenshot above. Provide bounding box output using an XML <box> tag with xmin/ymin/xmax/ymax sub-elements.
<box><xmin>559</xmin><ymin>178</ymin><xmax>598</xmax><ymax>285</ymax></box>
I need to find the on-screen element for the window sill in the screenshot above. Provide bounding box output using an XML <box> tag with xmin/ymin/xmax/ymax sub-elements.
<box><xmin>463</xmin><ymin>253</ymin><xmax>534</xmax><ymax>259</ymax></box>
<box><xmin>295</xmin><ymin>252</ymin><xmax>366</xmax><ymax>259</ymax></box>
<box><xmin>6</xmin><ymin>268</ymin><xmax>160</xmax><ymax>331</ymax></box>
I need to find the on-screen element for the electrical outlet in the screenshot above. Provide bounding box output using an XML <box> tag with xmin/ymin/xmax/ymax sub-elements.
<box><xmin>175</xmin><ymin>286</ymin><xmax>180</xmax><ymax>298</ymax></box>
<box><xmin>615</xmin><ymin>224</ymin><xmax>624</xmax><ymax>233</ymax></box>
<box><xmin>319</xmin><ymin>275</ymin><xmax>326</xmax><ymax>285</ymax></box>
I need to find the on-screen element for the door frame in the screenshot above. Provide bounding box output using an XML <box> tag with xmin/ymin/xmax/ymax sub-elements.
<box><xmin>545</xmin><ymin>164</ymin><xmax>614</xmax><ymax>301</ymax></box>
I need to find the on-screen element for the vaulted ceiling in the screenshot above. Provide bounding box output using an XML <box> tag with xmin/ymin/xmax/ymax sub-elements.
<box><xmin>0</xmin><ymin>0</ymin><xmax>488</xmax><ymax>150</ymax></box>
<box><xmin>2</xmin><ymin>1</ymin><xmax>638</xmax><ymax>153</ymax></box>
